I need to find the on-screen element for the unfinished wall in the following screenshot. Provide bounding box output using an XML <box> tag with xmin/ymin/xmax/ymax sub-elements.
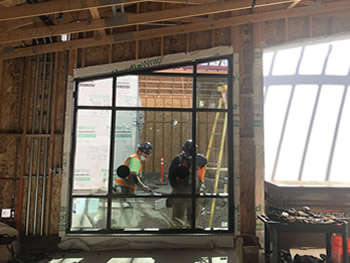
<box><xmin>1</xmin><ymin>7</ymin><xmax>350</xmax><ymax>236</ymax></box>
<box><xmin>0</xmin><ymin>52</ymin><xmax>68</xmax><ymax>235</ymax></box>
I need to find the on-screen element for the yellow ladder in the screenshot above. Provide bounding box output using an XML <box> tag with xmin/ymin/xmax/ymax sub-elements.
<box><xmin>205</xmin><ymin>85</ymin><xmax>228</xmax><ymax>228</ymax></box>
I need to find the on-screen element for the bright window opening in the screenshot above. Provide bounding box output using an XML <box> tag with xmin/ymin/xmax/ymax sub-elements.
<box><xmin>264</xmin><ymin>37</ymin><xmax>350</xmax><ymax>184</ymax></box>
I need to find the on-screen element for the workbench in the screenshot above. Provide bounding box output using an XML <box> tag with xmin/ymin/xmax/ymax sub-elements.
<box><xmin>258</xmin><ymin>215</ymin><xmax>348</xmax><ymax>263</ymax></box>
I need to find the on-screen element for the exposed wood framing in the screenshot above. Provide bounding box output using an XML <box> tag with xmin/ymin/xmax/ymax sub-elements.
<box><xmin>136</xmin><ymin>3</ymin><xmax>140</xmax><ymax>59</ymax></box>
<box><xmin>0</xmin><ymin>0</ymin><xmax>26</xmax><ymax>7</ymax></box>
<box><xmin>239</xmin><ymin>21</ymin><xmax>256</xmax><ymax>235</ymax></box>
<box><xmin>288</xmin><ymin>0</ymin><xmax>302</xmax><ymax>9</ymax></box>
<box><xmin>0</xmin><ymin>0</ymin><xmax>223</xmax><ymax>22</ymax></box>
<box><xmin>2</xmin><ymin>0</ymin><xmax>349</xmax><ymax>60</ymax></box>
<box><xmin>285</xmin><ymin>17</ymin><xmax>289</xmax><ymax>42</ymax></box>
<box><xmin>17</xmin><ymin>56</ymin><xmax>32</xmax><ymax>231</ymax></box>
<box><xmin>0</xmin><ymin>0</ymin><xmax>296</xmax><ymax>44</ymax></box>
<box><xmin>0</xmin><ymin>18</ymin><xmax>33</xmax><ymax>32</ymax></box>
<box><xmin>309</xmin><ymin>15</ymin><xmax>313</xmax><ymax>38</ymax></box>
<box><xmin>0</xmin><ymin>0</ymin><xmax>144</xmax><ymax>21</ymax></box>
<box><xmin>89</xmin><ymin>7</ymin><xmax>106</xmax><ymax>38</ymax></box>
<box><xmin>45</xmin><ymin>51</ymin><xmax>59</xmax><ymax>236</ymax></box>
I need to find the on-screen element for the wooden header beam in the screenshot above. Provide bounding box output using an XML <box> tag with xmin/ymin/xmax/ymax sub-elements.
<box><xmin>0</xmin><ymin>0</ymin><xmax>296</xmax><ymax>44</ymax></box>
<box><xmin>1</xmin><ymin>0</ymin><xmax>350</xmax><ymax>59</ymax></box>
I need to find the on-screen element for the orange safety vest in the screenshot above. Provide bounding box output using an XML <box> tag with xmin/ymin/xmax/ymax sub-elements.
<box><xmin>178</xmin><ymin>155</ymin><xmax>205</xmax><ymax>182</ymax></box>
<box><xmin>115</xmin><ymin>153</ymin><xmax>142</xmax><ymax>191</ymax></box>
<box><xmin>197</xmin><ymin>167</ymin><xmax>205</xmax><ymax>182</ymax></box>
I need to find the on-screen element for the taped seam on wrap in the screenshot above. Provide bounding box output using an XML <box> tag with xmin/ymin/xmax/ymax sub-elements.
<box><xmin>105</xmin><ymin>16</ymin><xmax>128</xmax><ymax>27</ymax></box>
<box><xmin>114</xmin><ymin>32</ymin><xmax>134</xmax><ymax>42</ymax></box>
<box><xmin>99</xmin><ymin>0</ymin><xmax>126</xmax><ymax>5</ymax></box>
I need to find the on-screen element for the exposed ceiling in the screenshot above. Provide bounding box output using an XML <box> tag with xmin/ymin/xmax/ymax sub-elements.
<box><xmin>0</xmin><ymin>0</ymin><xmax>349</xmax><ymax>59</ymax></box>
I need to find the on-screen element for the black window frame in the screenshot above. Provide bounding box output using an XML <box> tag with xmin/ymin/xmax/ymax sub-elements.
<box><xmin>67</xmin><ymin>55</ymin><xmax>235</xmax><ymax>234</ymax></box>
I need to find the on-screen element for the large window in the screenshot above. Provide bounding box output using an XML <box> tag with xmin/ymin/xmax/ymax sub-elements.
<box><xmin>68</xmin><ymin>56</ymin><xmax>234</xmax><ymax>233</ymax></box>
<box><xmin>264</xmin><ymin>37</ymin><xmax>350</xmax><ymax>184</ymax></box>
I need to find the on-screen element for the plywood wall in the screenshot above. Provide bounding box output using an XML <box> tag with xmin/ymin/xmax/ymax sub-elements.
<box><xmin>1</xmin><ymin>8</ymin><xmax>350</xmax><ymax>235</ymax></box>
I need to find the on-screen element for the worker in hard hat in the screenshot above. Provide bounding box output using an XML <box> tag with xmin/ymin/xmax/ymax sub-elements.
<box><xmin>168</xmin><ymin>139</ymin><xmax>207</xmax><ymax>228</ymax></box>
<box><xmin>115</xmin><ymin>142</ymin><xmax>153</xmax><ymax>194</ymax></box>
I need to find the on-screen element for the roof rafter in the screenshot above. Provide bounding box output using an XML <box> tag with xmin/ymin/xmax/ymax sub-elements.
<box><xmin>288</xmin><ymin>0</ymin><xmax>302</xmax><ymax>8</ymax></box>
<box><xmin>89</xmin><ymin>7</ymin><xmax>106</xmax><ymax>38</ymax></box>
<box><xmin>0</xmin><ymin>0</ymin><xmax>296</xmax><ymax>44</ymax></box>
<box><xmin>1</xmin><ymin>0</ymin><xmax>349</xmax><ymax>59</ymax></box>
<box><xmin>0</xmin><ymin>0</ymin><xmax>216</xmax><ymax>21</ymax></box>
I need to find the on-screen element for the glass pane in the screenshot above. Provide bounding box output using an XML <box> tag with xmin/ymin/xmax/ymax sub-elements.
<box><xmin>197</xmin><ymin>59</ymin><xmax>228</xmax><ymax>74</ymax></box>
<box><xmin>263</xmin><ymin>51</ymin><xmax>275</xmax><ymax>77</ymax></box>
<box><xmin>73</xmin><ymin>110</ymin><xmax>111</xmax><ymax>195</ymax></box>
<box><xmin>299</xmin><ymin>43</ymin><xmax>329</xmax><ymax>75</ymax></box>
<box><xmin>71</xmin><ymin>198</ymin><xmax>107</xmax><ymax>230</ymax></box>
<box><xmin>197</xmin><ymin>197</ymin><xmax>228</xmax><ymax>230</ymax></box>
<box><xmin>78</xmin><ymin>78</ymin><xmax>113</xmax><ymax>106</ymax></box>
<box><xmin>168</xmin><ymin>198</ymin><xmax>192</xmax><ymax>229</ymax></box>
<box><xmin>153</xmin><ymin>65</ymin><xmax>193</xmax><ymax>74</ymax></box>
<box><xmin>116</xmin><ymin>74</ymin><xmax>193</xmax><ymax>108</ymax></box>
<box><xmin>302</xmin><ymin>85</ymin><xmax>344</xmax><ymax>181</ymax></box>
<box><xmin>111</xmin><ymin>197</ymin><xmax>173</xmax><ymax>229</ymax></box>
<box><xmin>325</xmin><ymin>39</ymin><xmax>350</xmax><ymax>76</ymax></box>
<box><xmin>140</xmin><ymin>76</ymin><xmax>192</xmax><ymax>108</ymax></box>
<box><xmin>196</xmin><ymin>77</ymin><xmax>228</xmax><ymax>109</ymax></box>
<box><xmin>274</xmin><ymin>85</ymin><xmax>318</xmax><ymax>181</ymax></box>
<box><xmin>197</xmin><ymin>112</ymin><xmax>228</xmax><ymax>194</ymax></box>
<box><xmin>264</xmin><ymin>85</ymin><xmax>293</xmax><ymax>181</ymax></box>
<box><xmin>330</xmin><ymin>86</ymin><xmax>350</xmax><ymax>182</ymax></box>
<box><xmin>113</xmin><ymin>111</ymin><xmax>192</xmax><ymax>196</ymax></box>
<box><xmin>272</xmin><ymin>47</ymin><xmax>302</xmax><ymax>76</ymax></box>
<box><xmin>115</xmin><ymin>75</ymin><xmax>142</xmax><ymax>107</ymax></box>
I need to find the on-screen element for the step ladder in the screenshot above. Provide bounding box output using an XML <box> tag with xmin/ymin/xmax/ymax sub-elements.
<box><xmin>204</xmin><ymin>85</ymin><xmax>228</xmax><ymax>228</ymax></box>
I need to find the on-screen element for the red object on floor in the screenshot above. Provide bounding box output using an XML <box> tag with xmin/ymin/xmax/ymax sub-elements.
<box><xmin>331</xmin><ymin>235</ymin><xmax>350</xmax><ymax>263</ymax></box>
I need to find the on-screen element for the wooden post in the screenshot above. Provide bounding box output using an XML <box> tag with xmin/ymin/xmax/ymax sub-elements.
<box><xmin>238</xmin><ymin>21</ymin><xmax>256</xmax><ymax>236</ymax></box>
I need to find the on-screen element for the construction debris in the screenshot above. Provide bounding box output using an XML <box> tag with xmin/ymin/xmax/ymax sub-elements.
<box><xmin>265</xmin><ymin>206</ymin><xmax>346</xmax><ymax>225</ymax></box>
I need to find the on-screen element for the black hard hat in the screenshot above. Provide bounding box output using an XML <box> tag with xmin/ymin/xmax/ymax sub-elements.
<box><xmin>138</xmin><ymin>142</ymin><xmax>153</xmax><ymax>155</ymax></box>
<box><xmin>182</xmin><ymin>139</ymin><xmax>197</xmax><ymax>159</ymax></box>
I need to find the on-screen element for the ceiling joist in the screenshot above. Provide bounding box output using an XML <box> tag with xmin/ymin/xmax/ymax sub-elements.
<box><xmin>0</xmin><ymin>0</ymin><xmax>219</xmax><ymax>22</ymax></box>
<box><xmin>2</xmin><ymin>0</ymin><xmax>349</xmax><ymax>60</ymax></box>
<box><xmin>0</xmin><ymin>0</ymin><xmax>296</xmax><ymax>44</ymax></box>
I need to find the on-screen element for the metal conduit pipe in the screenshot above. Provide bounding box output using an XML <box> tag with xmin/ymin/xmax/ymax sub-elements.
<box><xmin>25</xmin><ymin>53</ymin><xmax>40</xmax><ymax>236</ymax></box>
<box><xmin>40</xmin><ymin>50</ymin><xmax>54</xmax><ymax>235</ymax></box>
<box><xmin>58</xmin><ymin>51</ymin><xmax>69</xmax><ymax>170</ymax></box>
<box><xmin>33</xmin><ymin>47</ymin><xmax>48</xmax><ymax>235</ymax></box>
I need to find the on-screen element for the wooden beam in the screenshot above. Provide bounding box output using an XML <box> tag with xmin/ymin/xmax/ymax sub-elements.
<box><xmin>148</xmin><ymin>0</ymin><xmax>214</xmax><ymax>4</ymax></box>
<box><xmin>2</xmin><ymin>0</ymin><xmax>350</xmax><ymax>59</ymax></box>
<box><xmin>0</xmin><ymin>0</ymin><xmax>219</xmax><ymax>22</ymax></box>
<box><xmin>288</xmin><ymin>0</ymin><xmax>302</xmax><ymax>9</ymax></box>
<box><xmin>0</xmin><ymin>0</ymin><xmax>296</xmax><ymax>44</ymax></box>
<box><xmin>89</xmin><ymin>7</ymin><xmax>106</xmax><ymax>38</ymax></box>
<box><xmin>45</xmin><ymin>51</ymin><xmax>59</xmax><ymax>236</ymax></box>
<box><xmin>0</xmin><ymin>18</ymin><xmax>33</xmax><ymax>31</ymax></box>
<box><xmin>0</xmin><ymin>0</ymin><xmax>144</xmax><ymax>22</ymax></box>
<box><xmin>0</xmin><ymin>0</ymin><xmax>26</xmax><ymax>7</ymax></box>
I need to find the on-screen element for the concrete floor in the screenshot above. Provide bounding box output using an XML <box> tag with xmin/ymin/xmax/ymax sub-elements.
<box><xmin>17</xmin><ymin>237</ymin><xmax>240</xmax><ymax>263</ymax></box>
<box><xmin>46</xmin><ymin>248</ymin><xmax>236</xmax><ymax>263</ymax></box>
